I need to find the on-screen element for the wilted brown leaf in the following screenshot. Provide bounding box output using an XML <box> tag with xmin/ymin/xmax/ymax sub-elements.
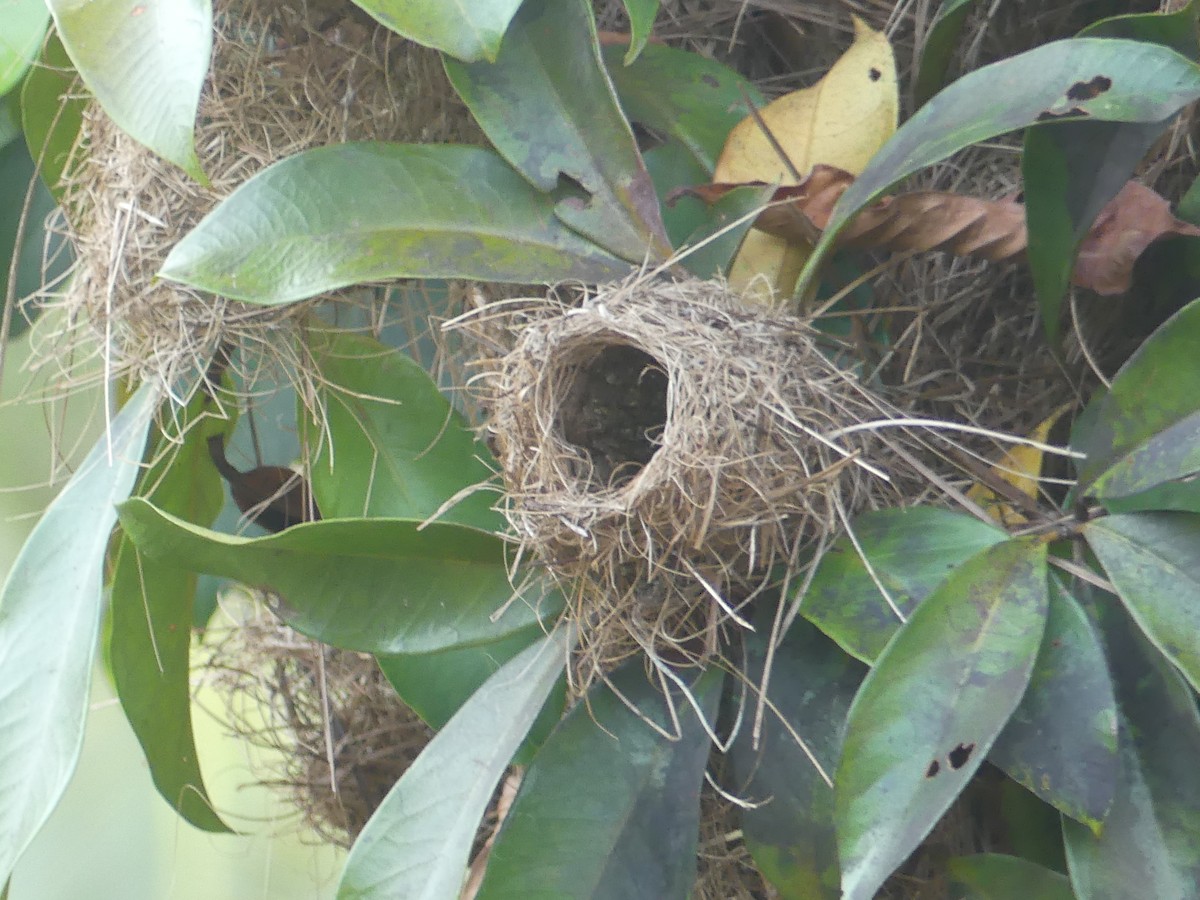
<box><xmin>683</xmin><ymin>167</ymin><xmax>1200</xmax><ymax>296</ymax></box>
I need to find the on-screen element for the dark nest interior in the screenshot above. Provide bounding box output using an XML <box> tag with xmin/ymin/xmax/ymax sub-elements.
<box><xmin>26</xmin><ymin>0</ymin><xmax>1200</xmax><ymax>895</ymax></box>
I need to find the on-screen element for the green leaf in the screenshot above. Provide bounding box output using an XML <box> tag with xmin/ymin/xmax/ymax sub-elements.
<box><xmin>444</xmin><ymin>0</ymin><xmax>671</xmax><ymax>264</ymax></box>
<box><xmin>346</xmin><ymin>0</ymin><xmax>522</xmax><ymax>62</ymax></box>
<box><xmin>989</xmin><ymin>580</ymin><xmax>1118</xmax><ymax>830</ymax></box>
<box><xmin>1075</xmin><ymin>299</ymin><xmax>1200</xmax><ymax>498</ymax></box>
<box><xmin>798</xmin><ymin>38</ymin><xmax>1200</xmax><ymax>294</ymax></box>
<box><xmin>730</xmin><ymin>617</ymin><xmax>865</xmax><ymax>899</ymax></box>
<box><xmin>20</xmin><ymin>31</ymin><xmax>85</xmax><ymax>200</ymax></box>
<box><xmin>912</xmin><ymin>0</ymin><xmax>980</xmax><ymax>108</ymax></box>
<box><xmin>0</xmin><ymin>0</ymin><xmax>48</xmax><ymax>97</ymax></box>
<box><xmin>377</xmin><ymin>624</ymin><xmax>543</xmax><ymax>731</ymax></box>
<box><xmin>110</xmin><ymin>394</ymin><xmax>231</xmax><ymax>833</ymax></box>
<box><xmin>1024</xmin><ymin>6</ymin><xmax>1198</xmax><ymax>340</ymax></box>
<box><xmin>836</xmin><ymin>538</ymin><xmax>1050</xmax><ymax>900</ymax></box>
<box><xmin>801</xmin><ymin>507</ymin><xmax>1006</xmax><ymax>664</ymax></box>
<box><xmin>0</xmin><ymin>135</ymin><xmax>71</xmax><ymax>337</ymax></box>
<box><xmin>1085</xmin><ymin>512</ymin><xmax>1200</xmax><ymax>695</ymax></box>
<box><xmin>0</xmin><ymin>383</ymin><xmax>157</xmax><ymax>883</ymax></box>
<box><xmin>305</xmin><ymin>329</ymin><xmax>503</xmax><ymax>532</ymax></box>
<box><xmin>337</xmin><ymin>627</ymin><xmax>570</xmax><ymax>900</ymax></box>
<box><xmin>947</xmin><ymin>853</ymin><xmax>1075</xmax><ymax>900</ymax></box>
<box><xmin>116</xmin><ymin>499</ymin><xmax>562</xmax><ymax>654</ymax></box>
<box><xmin>601</xmin><ymin>41</ymin><xmax>762</xmax><ymax>174</ymax></box>
<box><xmin>477</xmin><ymin>663</ymin><xmax>723</xmax><ymax>899</ymax></box>
<box><xmin>160</xmin><ymin>143</ymin><xmax>630</xmax><ymax>304</ymax></box>
<box><xmin>644</xmin><ymin>139</ymin><xmax>712</xmax><ymax>250</ymax></box>
<box><xmin>621</xmin><ymin>0</ymin><xmax>659</xmax><ymax>64</ymax></box>
<box><xmin>676</xmin><ymin>183</ymin><xmax>772</xmax><ymax>280</ymax></box>
<box><xmin>1062</xmin><ymin>594</ymin><xmax>1200</xmax><ymax>898</ymax></box>
<box><xmin>47</xmin><ymin>0</ymin><xmax>209</xmax><ymax>181</ymax></box>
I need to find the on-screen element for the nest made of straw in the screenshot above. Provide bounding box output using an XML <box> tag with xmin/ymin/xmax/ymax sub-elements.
<box><xmin>478</xmin><ymin>277</ymin><xmax>916</xmax><ymax>681</ymax></box>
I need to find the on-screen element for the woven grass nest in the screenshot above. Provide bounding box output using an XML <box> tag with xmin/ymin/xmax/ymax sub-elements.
<box><xmin>479</xmin><ymin>277</ymin><xmax>910</xmax><ymax>680</ymax></box>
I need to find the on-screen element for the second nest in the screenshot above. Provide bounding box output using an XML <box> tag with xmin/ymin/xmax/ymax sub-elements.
<box><xmin>482</xmin><ymin>278</ymin><xmax>907</xmax><ymax>676</ymax></box>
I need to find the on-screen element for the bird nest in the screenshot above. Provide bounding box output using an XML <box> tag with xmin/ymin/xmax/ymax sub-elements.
<box><xmin>476</xmin><ymin>277</ymin><xmax>910</xmax><ymax>682</ymax></box>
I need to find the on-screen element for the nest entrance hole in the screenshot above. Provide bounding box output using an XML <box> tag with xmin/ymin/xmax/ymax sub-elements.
<box><xmin>557</xmin><ymin>343</ymin><xmax>669</xmax><ymax>489</ymax></box>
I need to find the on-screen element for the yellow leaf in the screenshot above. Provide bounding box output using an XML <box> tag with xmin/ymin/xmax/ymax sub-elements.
<box><xmin>967</xmin><ymin>404</ymin><xmax>1072</xmax><ymax>527</ymax></box>
<box><xmin>714</xmin><ymin>16</ymin><xmax>898</xmax><ymax>309</ymax></box>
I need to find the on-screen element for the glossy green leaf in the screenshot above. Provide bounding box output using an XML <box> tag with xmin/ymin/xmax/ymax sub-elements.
<box><xmin>110</xmin><ymin>395</ymin><xmax>231</xmax><ymax>832</ymax></box>
<box><xmin>836</xmin><ymin>539</ymin><xmax>1050</xmax><ymax>900</ymax></box>
<box><xmin>731</xmin><ymin>617</ymin><xmax>865</xmax><ymax>899</ymax></box>
<box><xmin>1024</xmin><ymin>6</ymin><xmax>1198</xmax><ymax>339</ymax></box>
<box><xmin>0</xmin><ymin>135</ymin><xmax>71</xmax><ymax>338</ymax></box>
<box><xmin>621</xmin><ymin>0</ymin><xmax>658</xmax><ymax>64</ymax></box>
<box><xmin>989</xmin><ymin>580</ymin><xmax>1118</xmax><ymax>830</ymax></box>
<box><xmin>21</xmin><ymin>32</ymin><xmax>85</xmax><ymax>200</ymax></box>
<box><xmin>116</xmin><ymin>499</ymin><xmax>562</xmax><ymax>654</ymax></box>
<box><xmin>912</xmin><ymin>0</ymin><xmax>979</xmax><ymax>108</ymax></box>
<box><xmin>47</xmin><ymin>0</ymin><xmax>209</xmax><ymax>180</ymax></box>
<box><xmin>160</xmin><ymin>143</ymin><xmax>630</xmax><ymax>304</ymax></box>
<box><xmin>347</xmin><ymin>0</ymin><xmax>522</xmax><ymax>62</ymax></box>
<box><xmin>801</xmin><ymin>507</ymin><xmax>1006</xmax><ymax>664</ymax></box>
<box><xmin>0</xmin><ymin>384</ymin><xmax>157</xmax><ymax>883</ymax></box>
<box><xmin>1063</xmin><ymin>595</ymin><xmax>1200</xmax><ymax>898</ymax></box>
<box><xmin>947</xmin><ymin>854</ymin><xmax>1075</xmax><ymax>900</ymax></box>
<box><xmin>798</xmin><ymin>38</ymin><xmax>1200</xmax><ymax>294</ymax></box>
<box><xmin>338</xmin><ymin>627</ymin><xmax>570</xmax><ymax>900</ymax></box>
<box><xmin>0</xmin><ymin>0</ymin><xmax>49</xmax><ymax>97</ymax></box>
<box><xmin>601</xmin><ymin>42</ymin><xmax>762</xmax><ymax>174</ymax></box>
<box><xmin>1085</xmin><ymin>512</ymin><xmax>1200</xmax><ymax>695</ymax></box>
<box><xmin>444</xmin><ymin>0</ymin><xmax>671</xmax><ymax>264</ymax></box>
<box><xmin>377</xmin><ymin>624</ymin><xmax>543</xmax><ymax>731</ymax></box>
<box><xmin>1076</xmin><ymin>299</ymin><xmax>1200</xmax><ymax>498</ymax></box>
<box><xmin>477</xmin><ymin>663</ymin><xmax>723</xmax><ymax>899</ymax></box>
<box><xmin>305</xmin><ymin>329</ymin><xmax>503</xmax><ymax>532</ymax></box>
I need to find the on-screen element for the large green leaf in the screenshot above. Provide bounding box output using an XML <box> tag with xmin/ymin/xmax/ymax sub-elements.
<box><xmin>797</xmin><ymin>38</ymin><xmax>1200</xmax><ymax>293</ymax></box>
<box><xmin>0</xmin><ymin>0</ymin><xmax>48</xmax><ymax>96</ymax></box>
<box><xmin>305</xmin><ymin>329</ymin><xmax>503</xmax><ymax>532</ymax></box>
<box><xmin>0</xmin><ymin>384</ymin><xmax>157</xmax><ymax>884</ymax></box>
<box><xmin>338</xmin><ymin>627</ymin><xmax>570</xmax><ymax>900</ymax></box>
<box><xmin>21</xmin><ymin>32</ymin><xmax>85</xmax><ymax>200</ymax></box>
<box><xmin>801</xmin><ymin>507</ymin><xmax>1006</xmax><ymax>664</ymax></box>
<box><xmin>1085</xmin><ymin>512</ymin><xmax>1200</xmax><ymax>695</ymax></box>
<box><xmin>730</xmin><ymin>617</ymin><xmax>865</xmax><ymax>899</ymax></box>
<box><xmin>675</xmin><ymin>183</ymin><xmax>771</xmax><ymax>280</ymax></box>
<box><xmin>346</xmin><ymin>0</ymin><xmax>522</xmax><ymax>62</ymax></box>
<box><xmin>601</xmin><ymin>42</ymin><xmax>762</xmax><ymax>174</ymax></box>
<box><xmin>444</xmin><ymin>0</ymin><xmax>671</xmax><ymax>264</ymax></box>
<box><xmin>1024</xmin><ymin>5</ymin><xmax>1199</xmax><ymax>339</ymax></box>
<box><xmin>109</xmin><ymin>394</ymin><xmax>231</xmax><ymax>832</ymax></box>
<box><xmin>0</xmin><ymin>135</ymin><xmax>71</xmax><ymax>338</ymax></box>
<box><xmin>947</xmin><ymin>854</ymin><xmax>1075</xmax><ymax>900</ymax></box>
<box><xmin>989</xmin><ymin>580</ymin><xmax>1118</xmax><ymax>830</ymax></box>
<box><xmin>160</xmin><ymin>143</ymin><xmax>631</xmax><ymax>305</ymax></box>
<box><xmin>1075</xmin><ymin>299</ymin><xmax>1200</xmax><ymax>498</ymax></box>
<box><xmin>47</xmin><ymin>0</ymin><xmax>208</xmax><ymax>180</ymax></box>
<box><xmin>1063</xmin><ymin>595</ymin><xmax>1200</xmax><ymax>898</ymax></box>
<box><xmin>477</xmin><ymin>663</ymin><xmax>723</xmax><ymax>899</ymax></box>
<box><xmin>116</xmin><ymin>499</ymin><xmax>562</xmax><ymax>654</ymax></box>
<box><xmin>836</xmin><ymin>539</ymin><xmax>1049</xmax><ymax>900</ymax></box>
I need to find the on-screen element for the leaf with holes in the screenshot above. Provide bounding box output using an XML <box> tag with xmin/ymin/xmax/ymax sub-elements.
<box><xmin>444</xmin><ymin>0</ymin><xmax>670</xmax><ymax>264</ymax></box>
<box><xmin>159</xmin><ymin>143</ymin><xmax>631</xmax><ymax>305</ymax></box>
<box><xmin>1085</xmin><ymin>511</ymin><xmax>1200</xmax><ymax>695</ymax></box>
<box><xmin>1076</xmin><ymin>299</ymin><xmax>1200</xmax><ymax>498</ymax></box>
<box><xmin>801</xmin><ymin>507</ymin><xmax>1006</xmax><ymax>663</ymax></box>
<box><xmin>476</xmin><ymin>663</ymin><xmax>723</xmax><ymax>899</ymax></box>
<box><xmin>836</xmin><ymin>538</ymin><xmax>1049</xmax><ymax>900</ymax></box>
<box><xmin>305</xmin><ymin>329</ymin><xmax>503</xmax><ymax>532</ymax></box>
<box><xmin>117</xmin><ymin>499</ymin><xmax>561</xmax><ymax>654</ymax></box>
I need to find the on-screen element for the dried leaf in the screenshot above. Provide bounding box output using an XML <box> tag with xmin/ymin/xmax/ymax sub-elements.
<box><xmin>967</xmin><ymin>404</ymin><xmax>1072</xmax><ymax>527</ymax></box>
<box><xmin>687</xmin><ymin>171</ymin><xmax>1200</xmax><ymax>296</ymax></box>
